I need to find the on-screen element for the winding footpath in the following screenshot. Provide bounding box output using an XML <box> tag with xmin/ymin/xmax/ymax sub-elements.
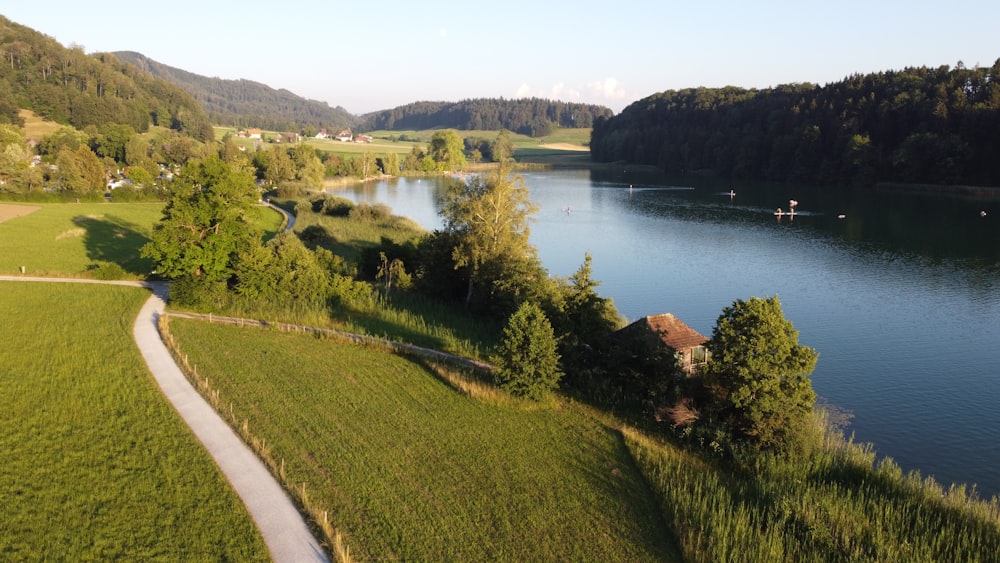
<box><xmin>0</xmin><ymin>275</ymin><xmax>328</xmax><ymax>562</ymax></box>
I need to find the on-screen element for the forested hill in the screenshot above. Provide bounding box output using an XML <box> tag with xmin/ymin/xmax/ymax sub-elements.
<box><xmin>114</xmin><ymin>51</ymin><xmax>359</xmax><ymax>133</ymax></box>
<box><xmin>0</xmin><ymin>16</ymin><xmax>213</xmax><ymax>141</ymax></box>
<box><xmin>362</xmin><ymin>98</ymin><xmax>614</xmax><ymax>137</ymax></box>
<box><xmin>591</xmin><ymin>61</ymin><xmax>1000</xmax><ymax>187</ymax></box>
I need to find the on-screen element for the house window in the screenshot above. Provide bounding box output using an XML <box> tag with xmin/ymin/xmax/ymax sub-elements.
<box><xmin>691</xmin><ymin>346</ymin><xmax>708</xmax><ymax>365</ymax></box>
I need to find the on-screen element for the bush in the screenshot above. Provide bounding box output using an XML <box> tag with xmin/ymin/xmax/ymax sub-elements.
<box><xmin>87</xmin><ymin>261</ymin><xmax>128</xmax><ymax>280</ymax></box>
<box><xmin>277</xmin><ymin>181</ymin><xmax>310</xmax><ymax>198</ymax></box>
<box><xmin>321</xmin><ymin>196</ymin><xmax>355</xmax><ymax>217</ymax></box>
<box><xmin>349</xmin><ymin>202</ymin><xmax>391</xmax><ymax>222</ymax></box>
<box><xmin>298</xmin><ymin>225</ymin><xmax>335</xmax><ymax>249</ymax></box>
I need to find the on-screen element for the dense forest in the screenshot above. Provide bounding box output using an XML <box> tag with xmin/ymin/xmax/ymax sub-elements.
<box><xmin>591</xmin><ymin>61</ymin><xmax>1000</xmax><ymax>187</ymax></box>
<box><xmin>362</xmin><ymin>98</ymin><xmax>614</xmax><ymax>137</ymax></box>
<box><xmin>114</xmin><ymin>51</ymin><xmax>359</xmax><ymax>133</ymax></box>
<box><xmin>0</xmin><ymin>16</ymin><xmax>213</xmax><ymax>141</ymax></box>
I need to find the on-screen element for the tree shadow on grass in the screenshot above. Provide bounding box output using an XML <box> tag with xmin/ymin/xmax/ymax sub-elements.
<box><xmin>75</xmin><ymin>214</ymin><xmax>154</xmax><ymax>276</ymax></box>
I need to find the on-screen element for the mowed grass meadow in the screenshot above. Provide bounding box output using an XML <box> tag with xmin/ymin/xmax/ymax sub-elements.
<box><xmin>0</xmin><ymin>282</ymin><xmax>267</xmax><ymax>560</ymax></box>
<box><xmin>0</xmin><ymin>202</ymin><xmax>284</xmax><ymax>277</ymax></box>
<box><xmin>166</xmin><ymin>317</ymin><xmax>681</xmax><ymax>561</ymax></box>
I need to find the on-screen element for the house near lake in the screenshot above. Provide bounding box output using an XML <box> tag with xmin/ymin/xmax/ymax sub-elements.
<box><xmin>615</xmin><ymin>313</ymin><xmax>710</xmax><ymax>376</ymax></box>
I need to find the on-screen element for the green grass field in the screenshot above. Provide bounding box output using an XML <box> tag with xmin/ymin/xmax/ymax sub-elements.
<box><xmin>167</xmin><ymin>318</ymin><xmax>681</xmax><ymax>562</ymax></box>
<box><xmin>0</xmin><ymin>202</ymin><xmax>284</xmax><ymax>277</ymax></box>
<box><xmin>0</xmin><ymin>282</ymin><xmax>268</xmax><ymax>560</ymax></box>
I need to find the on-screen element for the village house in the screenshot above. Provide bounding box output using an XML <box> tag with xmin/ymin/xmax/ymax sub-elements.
<box><xmin>279</xmin><ymin>132</ymin><xmax>301</xmax><ymax>143</ymax></box>
<box><xmin>334</xmin><ymin>129</ymin><xmax>353</xmax><ymax>142</ymax></box>
<box><xmin>315</xmin><ymin>129</ymin><xmax>328</xmax><ymax>139</ymax></box>
<box><xmin>615</xmin><ymin>313</ymin><xmax>710</xmax><ymax>376</ymax></box>
<box><xmin>247</xmin><ymin>128</ymin><xmax>262</xmax><ymax>139</ymax></box>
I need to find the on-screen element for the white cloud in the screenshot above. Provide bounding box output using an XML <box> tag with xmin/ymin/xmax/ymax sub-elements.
<box><xmin>514</xmin><ymin>78</ymin><xmax>625</xmax><ymax>107</ymax></box>
<box><xmin>587</xmin><ymin>77</ymin><xmax>627</xmax><ymax>101</ymax></box>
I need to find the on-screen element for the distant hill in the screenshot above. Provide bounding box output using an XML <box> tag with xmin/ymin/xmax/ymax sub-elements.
<box><xmin>362</xmin><ymin>98</ymin><xmax>614</xmax><ymax>137</ymax></box>
<box><xmin>114</xmin><ymin>51</ymin><xmax>359</xmax><ymax>133</ymax></box>
<box><xmin>591</xmin><ymin>61</ymin><xmax>1000</xmax><ymax>187</ymax></box>
<box><xmin>0</xmin><ymin>15</ymin><xmax>213</xmax><ymax>140</ymax></box>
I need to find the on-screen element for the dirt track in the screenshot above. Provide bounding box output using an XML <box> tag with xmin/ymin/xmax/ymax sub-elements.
<box><xmin>0</xmin><ymin>203</ymin><xmax>40</xmax><ymax>223</ymax></box>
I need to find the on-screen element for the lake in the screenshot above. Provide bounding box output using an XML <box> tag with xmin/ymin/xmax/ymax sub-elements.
<box><xmin>336</xmin><ymin>168</ymin><xmax>1000</xmax><ymax>499</ymax></box>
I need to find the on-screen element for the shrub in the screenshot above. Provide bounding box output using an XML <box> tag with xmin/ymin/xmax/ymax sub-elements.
<box><xmin>87</xmin><ymin>261</ymin><xmax>128</xmax><ymax>280</ymax></box>
<box><xmin>321</xmin><ymin>196</ymin><xmax>355</xmax><ymax>217</ymax></box>
<box><xmin>349</xmin><ymin>202</ymin><xmax>391</xmax><ymax>222</ymax></box>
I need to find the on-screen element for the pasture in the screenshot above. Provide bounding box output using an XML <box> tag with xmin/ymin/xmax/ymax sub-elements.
<box><xmin>0</xmin><ymin>282</ymin><xmax>267</xmax><ymax>560</ymax></box>
<box><xmin>0</xmin><ymin>202</ymin><xmax>283</xmax><ymax>277</ymax></box>
<box><xmin>166</xmin><ymin>317</ymin><xmax>681</xmax><ymax>562</ymax></box>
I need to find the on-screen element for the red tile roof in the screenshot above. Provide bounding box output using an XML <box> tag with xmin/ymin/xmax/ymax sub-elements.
<box><xmin>641</xmin><ymin>313</ymin><xmax>708</xmax><ymax>350</ymax></box>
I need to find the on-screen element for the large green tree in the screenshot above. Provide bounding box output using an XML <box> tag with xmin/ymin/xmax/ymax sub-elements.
<box><xmin>702</xmin><ymin>295</ymin><xmax>818</xmax><ymax>456</ymax></box>
<box><xmin>0</xmin><ymin>124</ymin><xmax>30</xmax><ymax>187</ymax></box>
<box><xmin>491</xmin><ymin>301</ymin><xmax>562</xmax><ymax>400</ymax></box>
<box><xmin>440</xmin><ymin>162</ymin><xmax>539</xmax><ymax>309</ymax></box>
<box><xmin>428</xmin><ymin>129</ymin><xmax>466</xmax><ymax>171</ymax></box>
<box><xmin>141</xmin><ymin>155</ymin><xmax>261</xmax><ymax>292</ymax></box>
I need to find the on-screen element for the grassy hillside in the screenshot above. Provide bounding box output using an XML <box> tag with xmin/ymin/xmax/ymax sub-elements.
<box><xmin>0</xmin><ymin>283</ymin><xmax>267</xmax><ymax>560</ymax></box>
<box><xmin>166</xmin><ymin>317</ymin><xmax>681</xmax><ymax>561</ymax></box>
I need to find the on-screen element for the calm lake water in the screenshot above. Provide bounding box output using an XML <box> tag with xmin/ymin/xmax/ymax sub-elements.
<box><xmin>337</xmin><ymin>169</ymin><xmax>1000</xmax><ymax>499</ymax></box>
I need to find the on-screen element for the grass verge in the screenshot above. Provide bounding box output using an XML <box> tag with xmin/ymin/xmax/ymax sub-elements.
<box><xmin>0</xmin><ymin>282</ymin><xmax>267</xmax><ymax>560</ymax></box>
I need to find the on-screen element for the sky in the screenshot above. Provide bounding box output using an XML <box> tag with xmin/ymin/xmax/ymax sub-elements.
<box><xmin>4</xmin><ymin>1</ymin><xmax>999</xmax><ymax>115</ymax></box>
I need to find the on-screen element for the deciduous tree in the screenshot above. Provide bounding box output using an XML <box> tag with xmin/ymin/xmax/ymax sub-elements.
<box><xmin>141</xmin><ymin>155</ymin><xmax>261</xmax><ymax>291</ymax></box>
<box><xmin>440</xmin><ymin>161</ymin><xmax>539</xmax><ymax>309</ymax></box>
<box><xmin>429</xmin><ymin>129</ymin><xmax>466</xmax><ymax>170</ymax></box>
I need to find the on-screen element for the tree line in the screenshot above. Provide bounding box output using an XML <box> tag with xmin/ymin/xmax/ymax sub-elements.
<box><xmin>112</xmin><ymin>51</ymin><xmax>360</xmax><ymax>133</ymax></box>
<box><xmin>362</xmin><ymin>98</ymin><xmax>613</xmax><ymax>137</ymax></box>
<box><xmin>0</xmin><ymin>16</ymin><xmax>213</xmax><ymax>142</ymax></box>
<box><xmin>591</xmin><ymin>60</ymin><xmax>1000</xmax><ymax>187</ymax></box>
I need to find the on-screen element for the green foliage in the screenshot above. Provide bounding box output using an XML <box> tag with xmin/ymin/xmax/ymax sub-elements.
<box><xmin>0</xmin><ymin>123</ymin><xmax>30</xmax><ymax>186</ymax></box>
<box><xmin>625</xmin><ymin>418</ymin><xmax>1000</xmax><ymax>563</ymax></box>
<box><xmin>233</xmin><ymin>231</ymin><xmax>329</xmax><ymax>308</ymax></box>
<box><xmin>141</xmin><ymin>155</ymin><xmax>262</xmax><ymax>287</ymax></box>
<box><xmin>169</xmin><ymin>319</ymin><xmax>674</xmax><ymax>561</ymax></box>
<box><xmin>546</xmin><ymin>253</ymin><xmax>625</xmax><ymax>390</ymax></box>
<box><xmin>439</xmin><ymin>162</ymin><xmax>541</xmax><ymax>311</ymax></box>
<box><xmin>112</xmin><ymin>51</ymin><xmax>359</xmax><ymax>132</ymax></box>
<box><xmin>592</xmin><ymin>61</ymin><xmax>1000</xmax><ymax>186</ymax></box>
<box><xmin>349</xmin><ymin>201</ymin><xmax>392</xmax><ymax>222</ymax></box>
<box><xmin>363</xmin><ymin>97</ymin><xmax>613</xmax><ymax>135</ymax></box>
<box><xmin>492</xmin><ymin>301</ymin><xmax>563</xmax><ymax>400</ymax></box>
<box><xmin>702</xmin><ymin>295</ymin><xmax>819</xmax><ymax>457</ymax></box>
<box><xmin>52</xmin><ymin>145</ymin><xmax>104</xmax><ymax>194</ymax></box>
<box><xmin>0</xmin><ymin>283</ymin><xmax>267</xmax><ymax>560</ymax></box>
<box><xmin>428</xmin><ymin>129</ymin><xmax>466</xmax><ymax>170</ymax></box>
<box><xmin>0</xmin><ymin>19</ymin><xmax>212</xmax><ymax>139</ymax></box>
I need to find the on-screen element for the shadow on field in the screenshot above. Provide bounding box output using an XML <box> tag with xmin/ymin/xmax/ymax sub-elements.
<box><xmin>76</xmin><ymin>214</ymin><xmax>153</xmax><ymax>276</ymax></box>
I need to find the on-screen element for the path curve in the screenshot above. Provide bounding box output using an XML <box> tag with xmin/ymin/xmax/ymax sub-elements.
<box><xmin>0</xmin><ymin>276</ymin><xmax>328</xmax><ymax>563</ymax></box>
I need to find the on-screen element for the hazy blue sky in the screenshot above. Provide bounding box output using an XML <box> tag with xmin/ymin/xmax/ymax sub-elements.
<box><xmin>4</xmin><ymin>2</ymin><xmax>998</xmax><ymax>115</ymax></box>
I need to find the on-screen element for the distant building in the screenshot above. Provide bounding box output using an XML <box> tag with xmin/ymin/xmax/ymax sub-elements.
<box><xmin>614</xmin><ymin>313</ymin><xmax>710</xmax><ymax>376</ymax></box>
<box><xmin>247</xmin><ymin>128</ymin><xmax>262</xmax><ymax>139</ymax></box>
<box><xmin>334</xmin><ymin>129</ymin><xmax>353</xmax><ymax>142</ymax></box>
<box><xmin>279</xmin><ymin>132</ymin><xmax>301</xmax><ymax>143</ymax></box>
<box><xmin>315</xmin><ymin>129</ymin><xmax>328</xmax><ymax>139</ymax></box>
<box><xmin>354</xmin><ymin>134</ymin><xmax>373</xmax><ymax>143</ymax></box>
